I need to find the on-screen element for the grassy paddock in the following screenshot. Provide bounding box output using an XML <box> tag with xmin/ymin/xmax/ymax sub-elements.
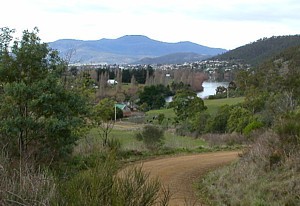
<box><xmin>74</xmin><ymin>125</ymin><xmax>207</xmax><ymax>156</ymax></box>
<box><xmin>146</xmin><ymin>108</ymin><xmax>176</xmax><ymax>119</ymax></box>
<box><xmin>146</xmin><ymin>97</ymin><xmax>244</xmax><ymax>119</ymax></box>
<box><xmin>204</xmin><ymin>97</ymin><xmax>244</xmax><ymax>115</ymax></box>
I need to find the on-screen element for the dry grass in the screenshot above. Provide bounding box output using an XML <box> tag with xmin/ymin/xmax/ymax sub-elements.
<box><xmin>198</xmin><ymin>131</ymin><xmax>300</xmax><ymax>206</ymax></box>
<box><xmin>0</xmin><ymin>152</ymin><xmax>56</xmax><ymax>206</ymax></box>
<box><xmin>201</xmin><ymin>132</ymin><xmax>248</xmax><ymax>146</ymax></box>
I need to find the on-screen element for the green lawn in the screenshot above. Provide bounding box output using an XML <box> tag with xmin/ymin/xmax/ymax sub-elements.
<box><xmin>205</xmin><ymin>97</ymin><xmax>244</xmax><ymax>115</ymax></box>
<box><xmin>146</xmin><ymin>108</ymin><xmax>175</xmax><ymax>119</ymax></box>
<box><xmin>146</xmin><ymin>97</ymin><xmax>244</xmax><ymax>118</ymax></box>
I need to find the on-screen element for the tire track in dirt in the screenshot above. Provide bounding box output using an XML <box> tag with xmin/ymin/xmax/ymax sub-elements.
<box><xmin>140</xmin><ymin>151</ymin><xmax>240</xmax><ymax>206</ymax></box>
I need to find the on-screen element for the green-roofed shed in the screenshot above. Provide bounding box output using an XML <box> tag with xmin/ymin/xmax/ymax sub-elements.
<box><xmin>115</xmin><ymin>103</ymin><xmax>131</xmax><ymax>117</ymax></box>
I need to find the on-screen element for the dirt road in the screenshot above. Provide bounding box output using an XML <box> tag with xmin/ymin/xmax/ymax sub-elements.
<box><xmin>140</xmin><ymin>151</ymin><xmax>240</xmax><ymax>206</ymax></box>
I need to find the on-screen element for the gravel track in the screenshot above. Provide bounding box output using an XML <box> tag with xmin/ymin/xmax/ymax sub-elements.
<box><xmin>139</xmin><ymin>151</ymin><xmax>240</xmax><ymax>205</ymax></box>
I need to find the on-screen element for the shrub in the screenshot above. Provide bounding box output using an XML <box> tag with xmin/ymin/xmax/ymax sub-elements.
<box><xmin>157</xmin><ymin>113</ymin><xmax>165</xmax><ymax>125</ymax></box>
<box><xmin>276</xmin><ymin>114</ymin><xmax>300</xmax><ymax>143</ymax></box>
<box><xmin>136</xmin><ymin>125</ymin><xmax>165</xmax><ymax>151</ymax></box>
<box><xmin>115</xmin><ymin>166</ymin><xmax>170</xmax><ymax>206</ymax></box>
<box><xmin>227</xmin><ymin>106</ymin><xmax>252</xmax><ymax>133</ymax></box>
<box><xmin>56</xmin><ymin>153</ymin><xmax>170</xmax><ymax>206</ymax></box>
<box><xmin>243</xmin><ymin>120</ymin><xmax>264</xmax><ymax>136</ymax></box>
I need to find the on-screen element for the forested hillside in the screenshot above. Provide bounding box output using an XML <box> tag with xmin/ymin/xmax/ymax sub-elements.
<box><xmin>199</xmin><ymin>45</ymin><xmax>300</xmax><ymax>205</ymax></box>
<box><xmin>212</xmin><ymin>35</ymin><xmax>300</xmax><ymax>66</ymax></box>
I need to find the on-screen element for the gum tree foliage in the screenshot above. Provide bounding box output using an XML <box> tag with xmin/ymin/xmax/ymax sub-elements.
<box><xmin>170</xmin><ymin>89</ymin><xmax>208</xmax><ymax>135</ymax></box>
<box><xmin>171</xmin><ymin>89</ymin><xmax>207</xmax><ymax>123</ymax></box>
<box><xmin>138</xmin><ymin>84</ymin><xmax>172</xmax><ymax>110</ymax></box>
<box><xmin>0</xmin><ymin>28</ymin><xmax>89</xmax><ymax>162</ymax></box>
<box><xmin>205</xmin><ymin>105</ymin><xmax>232</xmax><ymax>133</ymax></box>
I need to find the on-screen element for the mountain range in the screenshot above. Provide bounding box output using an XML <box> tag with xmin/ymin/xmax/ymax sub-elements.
<box><xmin>49</xmin><ymin>35</ymin><xmax>226</xmax><ymax>64</ymax></box>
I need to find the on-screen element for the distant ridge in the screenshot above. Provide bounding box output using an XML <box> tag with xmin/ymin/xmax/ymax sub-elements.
<box><xmin>134</xmin><ymin>52</ymin><xmax>211</xmax><ymax>65</ymax></box>
<box><xmin>49</xmin><ymin>35</ymin><xmax>226</xmax><ymax>64</ymax></box>
<box><xmin>212</xmin><ymin>35</ymin><xmax>300</xmax><ymax>66</ymax></box>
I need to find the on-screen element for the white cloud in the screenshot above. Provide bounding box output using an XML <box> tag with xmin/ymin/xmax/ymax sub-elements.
<box><xmin>1</xmin><ymin>0</ymin><xmax>299</xmax><ymax>49</ymax></box>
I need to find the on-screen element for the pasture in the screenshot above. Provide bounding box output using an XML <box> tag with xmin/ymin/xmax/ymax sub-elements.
<box><xmin>147</xmin><ymin>97</ymin><xmax>244</xmax><ymax>118</ymax></box>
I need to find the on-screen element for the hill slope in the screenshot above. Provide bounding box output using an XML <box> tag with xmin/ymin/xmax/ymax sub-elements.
<box><xmin>49</xmin><ymin>35</ymin><xmax>226</xmax><ymax>64</ymax></box>
<box><xmin>134</xmin><ymin>52</ymin><xmax>211</xmax><ymax>65</ymax></box>
<box><xmin>212</xmin><ymin>35</ymin><xmax>300</xmax><ymax>66</ymax></box>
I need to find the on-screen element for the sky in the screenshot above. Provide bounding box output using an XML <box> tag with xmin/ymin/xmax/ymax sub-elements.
<box><xmin>1</xmin><ymin>0</ymin><xmax>300</xmax><ymax>50</ymax></box>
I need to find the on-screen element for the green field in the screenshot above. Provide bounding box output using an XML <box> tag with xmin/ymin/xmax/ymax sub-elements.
<box><xmin>146</xmin><ymin>97</ymin><xmax>244</xmax><ymax>118</ymax></box>
<box><xmin>110</xmin><ymin>129</ymin><xmax>206</xmax><ymax>150</ymax></box>
<box><xmin>146</xmin><ymin>108</ymin><xmax>176</xmax><ymax>119</ymax></box>
<box><xmin>75</xmin><ymin>124</ymin><xmax>207</xmax><ymax>156</ymax></box>
<box><xmin>205</xmin><ymin>97</ymin><xmax>244</xmax><ymax>115</ymax></box>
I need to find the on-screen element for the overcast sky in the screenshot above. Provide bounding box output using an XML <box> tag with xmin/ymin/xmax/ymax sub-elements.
<box><xmin>1</xmin><ymin>0</ymin><xmax>299</xmax><ymax>49</ymax></box>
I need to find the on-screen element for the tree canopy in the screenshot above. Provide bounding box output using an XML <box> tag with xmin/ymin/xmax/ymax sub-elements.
<box><xmin>0</xmin><ymin>27</ymin><xmax>89</xmax><ymax>163</ymax></box>
<box><xmin>138</xmin><ymin>84</ymin><xmax>172</xmax><ymax>110</ymax></box>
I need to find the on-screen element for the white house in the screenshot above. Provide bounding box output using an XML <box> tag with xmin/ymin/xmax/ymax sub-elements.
<box><xmin>107</xmin><ymin>79</ymin><xmax>118</xmax><ymax>85</ymax></box>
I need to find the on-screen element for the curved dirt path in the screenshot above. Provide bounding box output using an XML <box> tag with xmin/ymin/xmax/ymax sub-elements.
<box><xmin>140</xmin><ymin>151</ymin><xmax>240</xmax><ymax>206</ymax></box>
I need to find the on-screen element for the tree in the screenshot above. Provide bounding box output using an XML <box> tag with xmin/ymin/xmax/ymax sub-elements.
<box><xmin>0</xmin><ymin>27</ymin><xmax>89</xmax><ymax>162</ymax></box>
<box><xmin>170</xmin><ymin>89</ymin><xmax>208</xmax><ymax>135</ymax></box>
<box><xmin>171</xmin><ymin>89</ymin><xmax>207</xmax><ymax>122</ymax></box>
<box><xmin>92</xmin><ymin>98</ymin><xmax>121</xmax><ymax>146</ymax></box>
<box><xmin>206</xmin><ymin>105</ymin><xmax>231</xmax><ymax>133</ymax></box>
<box><xmin>216</xmin><ymin>86</ymin><xmax>227</xmax><ymax>95</ymax></box>
<box><xmin>190</xmin><ymin>111</ymin><xmax>210</xmax><ymax>136</ymax></box>
<box><xmin>138</xmin><ymin>85</ymin><xmax>172</xmax><ymax>110</ymax></box>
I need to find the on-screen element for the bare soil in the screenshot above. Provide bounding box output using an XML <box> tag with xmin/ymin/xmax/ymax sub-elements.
<box><xmin>139</xmin><ymin>151</ymin><xmax>240</xmax><ymax>206</ymax></box>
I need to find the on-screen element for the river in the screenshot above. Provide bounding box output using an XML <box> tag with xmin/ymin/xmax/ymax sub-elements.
<box><xmin>166</xmin><ymin>81</ymin><xmax>229</xmax><ymax>102</ymax></box>
<box><xmin>197</xmin><ymin>81</ymin><xmax>229</xmax><ymax>99</ymax></box>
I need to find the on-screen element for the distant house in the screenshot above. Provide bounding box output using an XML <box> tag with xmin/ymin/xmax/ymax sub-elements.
<box><xmin>107</xmin><ymin>79</ymin><xmax>118</xmax><ymax>85</ymax></box>
<box><xmin>115</xmin><ymin>103</ymin><xmax>131</xmax><ymax>117</ymax></box>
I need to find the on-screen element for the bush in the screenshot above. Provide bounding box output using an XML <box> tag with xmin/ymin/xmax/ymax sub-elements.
<box><xmin>56</xmin><ymin>155</ymin><xmax>117</xmax><ymax>206</ymax></box>
<box><xmin>56</xmin><ymin>153</ymin><xmax>170</xmax><ymax>206</ymax></box>
<box><xmin>243</xmin><ymin>120</ymin><xmax>264</xmax><ymax>136</ymax></box>
<box><xmin>136</xmin><ymin>125</ymin><xmax>165</xmax><ymax>151</ymax></box>
<box><xmin>116</xmin><ymin>166</ymin><xmax>170</xmax><ymax>206</ymax></box>
<box><xmin>227</xmin><ymin>106</ymin><xmax>253</xmax><ymax>133</ymax></box>
<box><xmin>157</xmin><ymin>113</ymin><xmax>165</xmax><ymax>125</ymax></box>
<box><xmin>275</xmin><ymin>112</ymin><xmax>300</xmax><ymax>155</ymax></box>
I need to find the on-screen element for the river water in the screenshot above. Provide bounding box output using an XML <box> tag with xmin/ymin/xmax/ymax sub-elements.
<box><xmin>166</xmin><ymin>81</ymin><xmax>229</xmax><ymax>102</ymax></box>
<box><xmin>197</xmin><ymin>81</ymin><xmax>229</xmax><ymax>99</ymax></box>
